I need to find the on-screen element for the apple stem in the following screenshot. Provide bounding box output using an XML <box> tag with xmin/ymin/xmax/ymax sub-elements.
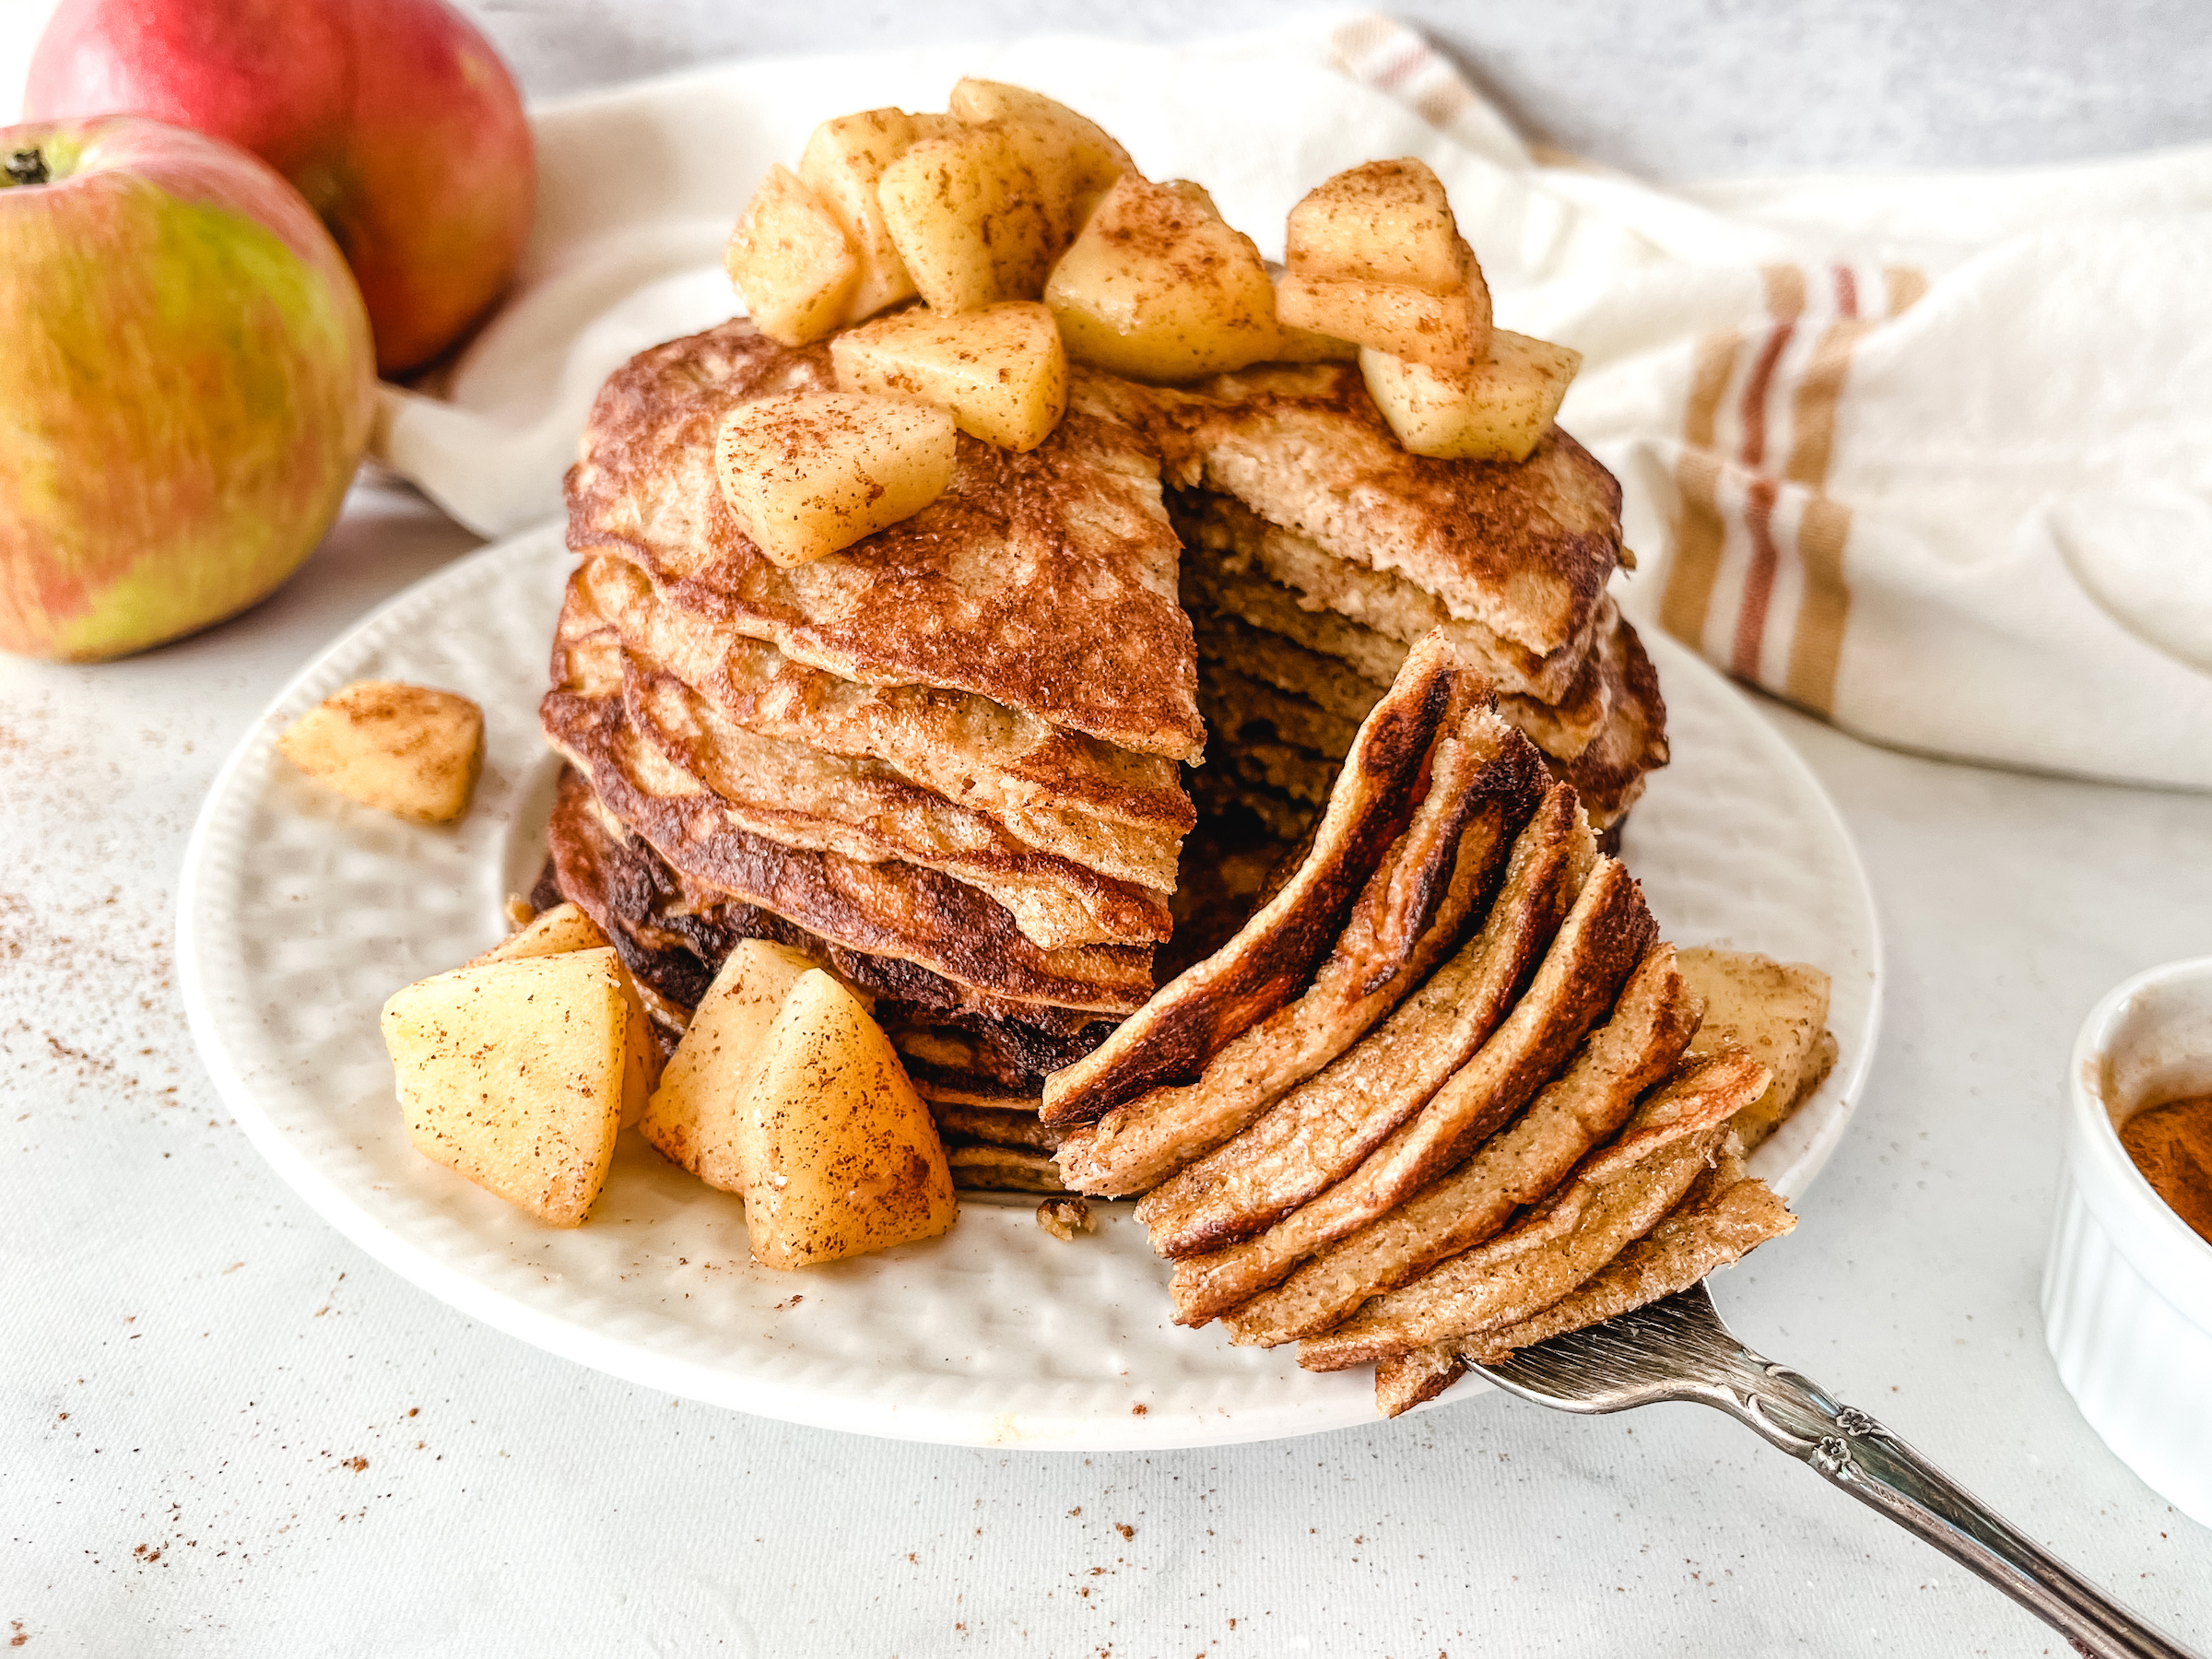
<box><xmin>4</xmin><ymin>147</ymin><xmax>46</xmax><ymax>187</ymax></box>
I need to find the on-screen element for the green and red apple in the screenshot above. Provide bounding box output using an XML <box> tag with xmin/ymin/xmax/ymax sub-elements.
<box><xmin>0</xmin><ymin>116</ymin><xmax>376</xmax><ymax>661</ymax></box>
<box><xmin>25</xmin><ymin>0</ymin><xmax>536</xmax><ymax>377</ymax></box>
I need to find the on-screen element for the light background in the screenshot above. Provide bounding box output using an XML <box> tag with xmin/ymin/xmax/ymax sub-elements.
<box><xmin>5</xmin><ymin>6</ymin><xmax>2212</xmax><ymax>1657</ymax></box>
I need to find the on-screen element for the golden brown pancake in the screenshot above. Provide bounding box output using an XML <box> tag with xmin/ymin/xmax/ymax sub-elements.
<box><xmin>565</xmin><ymin>320</ymin><xmax>1205</xmax><ymax>762</ymax></box>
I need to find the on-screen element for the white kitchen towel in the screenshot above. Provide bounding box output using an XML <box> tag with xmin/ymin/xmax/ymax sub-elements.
<box><xmin>375</xmin><ymin>11</ymin><xmax>2212</xmax><ymax>790</ymax></box>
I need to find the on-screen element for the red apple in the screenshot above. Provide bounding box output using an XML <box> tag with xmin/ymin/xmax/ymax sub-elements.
<box><xmin>25</xmin><ymin>0</ymin><xmax>536</xmax><ymax>377</ymax></box>
<box><xmin>0</xmin><ymin>116</ymin><xmax>376</xmax><ymax>662</ymax></box>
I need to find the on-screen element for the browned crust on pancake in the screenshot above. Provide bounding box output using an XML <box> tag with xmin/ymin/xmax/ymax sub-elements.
<box><xmin>1221</xmin><ymin>944</ymin><xmax>1700</xmax><ymax>1347</ymax></box>
<box><xmin>1548</xmin><ymin>612</ymin><xmax>1667</xmax><ymax>829</ymax></box>
<box><xmin>565</xmin><ymin>320</ymin><xmax>1203</xmax><ymax>760</ymax></box>
<box><xmin>1177</xmin><ymin>489</ymin><xmax>1607</xmax><ymax>706</ymax></box>
<box><xmin>1373</xmin><ymin>1346</ymin><xmax>1468</xmax><ymax>1418</ymax></box>
<box><xmin>1166</xmin><ymin>855</ymin><xmax>1660</xmax><ymax>1323</ymax></box>
<box><xmin>1039</xmin><ymin>631</ymin><xmax>1477</xmax><ymax>1125</ymax></box>
<box><xmin>1135</xmin><ymin>787</ymin><xmax>1590</xmax><ymax>1262</ymax></box>
<box><xmin>1454</xmin><ymin>1143</ymin><xmax>1794</xmax><ymax>1366</ymax></box>
<box><xmin>545</xmin><ymin>685</ymin><xmax>1155</xmax><ymax>1013</ymax></box>
<box><xmin>927</xmin><ymin>1100</ymin><xmax>1065</xmax><ymax>1153</ymax></box>
<box><xmin>542</xmin><ymin>766</ymin><xmax>1118</xmax><ymax>1088</ymax></box>
<box><xmin>1056</xmin><ymin>723</ymin><xmax>1546</xmax><ymax>1198</ymax></box>
<box><xmin>580</xmin><ymin>553</ymin><xmax>1195</xmax><ymax>847</ymax></box>
<box><xmin>625</xmin><ymin>659</ymin><xmax>1174</xmax><ymax>948</ymax></box>
<box><xmin>1298</xmin><ymin>1048</ymin><xmax>1767</xmax><ymax>1369</ymax></box>
<box><xmin>1200</xmin><ymin>662</ymin><xmax>1363</xmax><ymax>759</ymax></box>
<box><xmin>1092</xmin><ymin>362</ymin><xmax>1621</xmax><ymax>659</ymax></box>
<box><xmin>946</xmin><ymin>1143</ymin><xmax>1071</xmax><ymax>1194</ymax></box>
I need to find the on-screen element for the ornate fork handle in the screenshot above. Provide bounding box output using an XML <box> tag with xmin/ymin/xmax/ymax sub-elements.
<box><xmin>1676</xmin><ymin>1335</ymin><xmax>2196</xmax><ymax>1659</ymax></box>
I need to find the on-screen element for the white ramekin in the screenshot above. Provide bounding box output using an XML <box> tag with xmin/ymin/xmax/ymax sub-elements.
<box><xmin>2041</xmin><ymin>954</ymin><xmax>2212</xmax><ymax>1527</ymax></box>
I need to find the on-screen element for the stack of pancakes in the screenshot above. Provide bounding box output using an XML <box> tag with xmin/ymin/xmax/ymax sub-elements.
<box><xmin>538</xmin><ymin>321</ymin><xmax>1206</xmax><ymax>1185</ymax></box>
<box><xmin>1087</xmin><ymin>364</ymin><xmax>1666</xmax><ymax>848</ymax></box>
<box><xmin>535</xmin><ymin>322</ymin><xmax>1674</xmax><ymax>1188</ymax></box>
<box><xmin>1045</xmin><ymin>635</ymin><xmax>1797</xmax><ymax>1417</ymax></box>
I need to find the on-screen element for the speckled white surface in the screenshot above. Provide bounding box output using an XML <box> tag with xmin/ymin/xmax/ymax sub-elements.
<box><xmin>172</xmin><ymin>525</ymin><xmax>1877</xmax><ymax>1452</ymax></box>
<box><xmin>6</xmin><ymin>5</ymin><xmax>2212</xmax><ymax>1650</ymax></box>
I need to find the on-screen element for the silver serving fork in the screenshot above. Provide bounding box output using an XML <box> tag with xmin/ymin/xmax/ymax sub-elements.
<box><xmin>1474</xmin><ymin>1282</ymin><xmax>2203</xmax><ymax>1658</ymax></box>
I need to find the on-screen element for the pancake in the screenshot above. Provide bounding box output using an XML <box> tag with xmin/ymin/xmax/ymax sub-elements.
<box><xmin>574</xmin><ymin>551</ymin><xmax>1194</xmax><ymax>857</ymax></box>
<box><xmin>1088</xmin><ymin>361</ymin><xmax>1621</xmax><ymax>665</ymax></box>
<box><xmin>565</xmin><ymin>320</ymin><xmax>1205</xmax><ymax>762</ymax></box>
<box><xmin>542</xmin><ymin>765</ymin><xmax>1115</xmax><ymax>1090</ymax></box>
<box><xmin>544</xmin><ymin>687</ymin><xmax>1155</xmax><ymax>1015</ymax></box>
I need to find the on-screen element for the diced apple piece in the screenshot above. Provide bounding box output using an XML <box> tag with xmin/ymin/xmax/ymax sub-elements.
<box><xmin>799</xmin><ymin>108</ymin><xmax>923</xmax><ymax>324</ymax></box>
<box><xmin>382</xmin><ymin>948</ymin><xmax>629</xmax><ymax>1228</ymax></box>
<box><xmin>277</xmin><ymin>680</ymin><xmax>483</xmax><ymax>824</ymax></box>
<box><xmin>830</xmin><ymin>301</ymin><xmax>1068</xmax><ymax>452</ymax></box>
<box><xmin>739</xmin><ymin>971</ymin><xmax>959</xmax><ymax>1269</ymax></box>
<box><xmin>715</xmin><ymin>391</ymin><xmax>957</xmax><ymax>567</ymax></box>
<box><xmin>1277</xmin><ymin>271</ymin><xmax>1489</xmax><ymax>376</ymax></box>
<box><xmin>724</xmin><ymin>164</ymin><xmax>860</xmax><ymax>346</ymax></box>
<box><xmin>470</xmin><ymin>902</ymin><xmax>660</xmax><ymax>1128</ymax></box>
<box><xmin>1158</xmin><ymin>179</ymin><xmax>1220</xmax><ymax>218</ymax></box>
<box><xmin>1287</xmin><ymin>158</ymin><xmax>1471</xmax><ymax>291</ymax></box>
<box><xmin>469</xmin><ymin>902</ymin><xmax>609</xmax><ymax>964</ymax></box>
<box><xmin>947</xmin><ymin>78</ymin><xmax>1132</xmax><ymax>197</ymax></box>
<box><xmin>639</xmin><ymin>938</ymin><xmax>818</xmax><ymax>1193</ymax></box>
<box><xmin>1360</xmin><ymin>330</ymin><xmax>1583</xmax><ymax>462</ymax></box>
<box><xmin>877</xmin><ymin>122</ymin><xmax>1081</xmax><ymax>312</ymax></box>
<box><xmin>1043</xmin><ymin>174</ymin><xmax>1279</xmax><ymax>382</ymax></box>
<box><xmin>1265</xmin><ymin>270</ymin><xmax>1358</xmax><ymax>362</ymax></box>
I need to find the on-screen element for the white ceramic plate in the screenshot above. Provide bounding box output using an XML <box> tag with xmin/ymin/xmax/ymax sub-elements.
<box><xmin>178</xmin><ymin>524</ymin><xmax>1882</xmax><ymax>1450</ymax></box>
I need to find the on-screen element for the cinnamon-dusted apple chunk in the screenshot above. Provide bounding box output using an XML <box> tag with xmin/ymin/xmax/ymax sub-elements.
<box><xmin>714</xmin><ymin>390</ymin><xmax>956</xmax><ymax>566</ymax></box>
<box><xmin>382</xmin><ymin>948</ymin><xmax>631</xmax><ymax>1228</ymax></box>
<box><xmin>738</xmin><ymin>970</ymin><xmax>959</xmax><ymax>1269</ymax></box>
<box><xmin>1043</xmin><ymin>173</ymin><xmax>1278</xmax><ymax>382</ymax></box>
<box><xmin>1278</xmin><ymin>157</ymin><xmax>1492</xmax><ymax>376</ymax></box>
<box><xmin>947</xmin><ymin>78</ymin><xmax>1132</xmax><ymax>201</ymax></box>
<box><xmin>724</xmin><ymin>164</ymin><xmax>859</xmax><ymax>347</ymax></box>
<box><xmin>277</xmin><ymin>679</ymin><xmax>483</xmax><ymax>824</ymax></box>
<box><xmin>1360</xmin><ymin>331</ymin><xmax>1582</xmax><ymax>463</ymax></box>
<box><xmin>639</xmin><ymin>937</ymin><xmax>818</xmax><ymax>1193</ymax></box>
<box><xmin>830</xmin><ymin>300</ymin><xmax>1069</xmax><ymax>452</ymax></box>
<box><xmin>470</xmin><ymin>901</ymin><xmax>661</xmax><ymax>1128</ymax></box>
<box><xmin>877</xmin><ymin>120</ymin><xmax>1084</xmax><ymax>312</ymax></box>
<box><xmin>798</xmin><ymin>108</ymin><xmax>925</xmax><ymax>324</ymax></box>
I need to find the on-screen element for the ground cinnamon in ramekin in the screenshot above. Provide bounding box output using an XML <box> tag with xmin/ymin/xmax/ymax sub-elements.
<box><xmin>2119</xmin><ymin>1096</ymin><xmax>2212</xmax><ymax>1247</ymax></box>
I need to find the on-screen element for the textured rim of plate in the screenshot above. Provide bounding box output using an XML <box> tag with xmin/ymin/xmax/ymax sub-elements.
<box><xmin>178</xmin><ymin>523</ymin><xmax>1882</xmax><ymax>1451</ymax></box>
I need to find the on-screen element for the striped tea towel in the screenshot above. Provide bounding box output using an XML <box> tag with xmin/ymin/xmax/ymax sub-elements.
<box><xmin>376</xmin><ymin>11</ymin><xmax>2212</xmax><ymax>790</ymax></box>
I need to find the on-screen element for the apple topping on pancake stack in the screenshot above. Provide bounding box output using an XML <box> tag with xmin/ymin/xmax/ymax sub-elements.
<box><xmin>1048</xmin><ymin>638</ymin><xmax>1834</xmax><ymax>1415</ymax></box>
<box><xmin>528</xmin><ymin>83</ymin><xmax>1677</xmax><ymax>1199</ymax></box>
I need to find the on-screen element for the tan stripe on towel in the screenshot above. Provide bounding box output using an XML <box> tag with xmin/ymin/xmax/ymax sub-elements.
<box><xmin>1730</xmin><ymin>477</ymin><xmax>1784</xmax><ymax>681</ymax></box>
<box><xmin>1784</xmin><ymin>498</ymin><xmax>1853</xmax><ymax>712</ymax></box>
<box><xmin>1658</xmin><ymin>330</ymin><xmax>1742</xmax><ymax>647</ymax></box>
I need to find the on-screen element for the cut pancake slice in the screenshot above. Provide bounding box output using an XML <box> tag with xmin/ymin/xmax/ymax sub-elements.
<box><xmin>1199</xmin><ymin>662</ymin><xmax>1362</xmax><ymax>760</ymax></box>
<box><xmin>1162</xmin><ymin>851</ymin><xmax>1660</xmax><ymax>1322</ymax></box>
<box><xmin>1220</xmin><ymin>942</ymin><xmax>1700</xmax><ymax>1347</ymax></box>
<box><xmin>567</xmin><ymin>322</ymin><xmax>1205</xmax><ymax>763</ymax></box>
<box><xmin>1056</xmin><ymin>712</ymin><xmax>1547</xmax><ymax>1197</ymax></box>
<box><xmin>1136</xmin><ymin>786</ymin><xmax>1593</xmax><ymax>1261</ymax></box>
<box><xmin>1088</xmin><ymin>361</ymin><xmax>1623</xmax><ymax>666</ymax></box>
<box><xmin>1297</xmin><ymin>1047</ymin><xmax>1769</xmax><ymax>1371</ymax></box>
<box><xmin>1040</xmin><ymin>630</ymin><xmax>1484</xmax><ymax>1126</ymax></box>
<box><xmin>1369</xmin><ymin>1136</ymin><xmax>1795</xmax><ymax>1418</ymax></box>
<box><xmin>1177</xmin><ymin>490</ymin><xmax>1606</xmax><ymax>708</ymax></box>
